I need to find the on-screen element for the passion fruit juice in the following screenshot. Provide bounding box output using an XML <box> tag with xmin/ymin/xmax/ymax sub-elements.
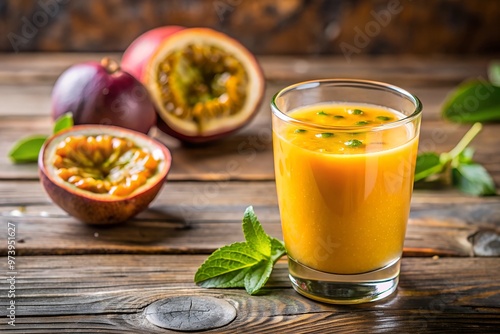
<box><xmin>273</xmin><ymin>104</ymin><xmax>419</xmax><ymax>274</ymax></box>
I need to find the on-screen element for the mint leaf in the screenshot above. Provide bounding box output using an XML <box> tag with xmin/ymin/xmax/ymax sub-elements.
<box><xmin>194</xmin><ymin>242</ymin><xmax>263</xmax><ymax>287</ymax></box>
<box><xmin>8</xmin><ymin>135</ymin><xmax>47</xmax><ymax>163</ymax></box>
<box><xmin>414</xmin><ymin>152</ymin><xmax>442</xmax><ymax>182</ymax></box>
<box><xmin>270</xmin><ymin>238</ymin><xmax>286</xmax><ymax>262</ymax></box>
<box><xmin>194</xmin><ymin>206</ymin><xmax>286</xmax><ymax>295</ymax></box>
<box><xmin>488</xmin><ymin>62</ymin><xmax>500</xmax><ymax>86</ymax></box>
<box><xmin>243</xmin><ymin>238</ymin><xmax>287</xmax><ymax>295</ymax></box>
<box><xmin>197</xmin><ymin>267</ymin><xmax>250</xmax><ymax>289</ymax></box>
<box><xmin>243</xmin><ymin>206</ymin><xmax>271</xmax><ymax>257</ymax></box>
<box><xmin>453</xmin><ymin>163</ymin><xmax>497</xmax><ymax>196</ymax></box>
<box><xmin>244</xmin><ymin>260</ymin><xmax>273</xmax><ymax>295</ymax></box>
<box><xmin>53</xmin><ymin>112</ymin><xmax>74</xmax><ymax>134</ymax></box>
<box><xmin>442</xmin><ymin>80</ymin><xmax>500</xmax><ymax>123</ymax></box>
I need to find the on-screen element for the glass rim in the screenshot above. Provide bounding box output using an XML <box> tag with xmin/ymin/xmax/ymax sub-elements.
<box><xmin>271</xmin><ymin>79</ymin><xmax>423</xmax><ymax>131</ymax></box>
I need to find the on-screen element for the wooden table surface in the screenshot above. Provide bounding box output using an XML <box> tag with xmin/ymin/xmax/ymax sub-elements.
<box><xmin>0</xmin><ymin>54</ymin><xmax>499</xmax><ymax>333</ymax></box>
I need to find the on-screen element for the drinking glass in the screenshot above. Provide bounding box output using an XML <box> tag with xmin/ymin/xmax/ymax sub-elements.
<box><xmin>271</xmin><ymin>79</ymin><xmax>422</xmax><ymax>304</ymax></box>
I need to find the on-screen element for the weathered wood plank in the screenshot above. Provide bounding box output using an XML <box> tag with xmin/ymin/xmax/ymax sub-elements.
<box><xmin>1</xmin><ymin>55</ymin><xmax>497</xmax><ymax>182</ymax></box>
<box><xmin>0</xmin><ymin>80</ymin><xmax>282</xmax><ymax>117</ymax></box>
<box><xmin>2</xmin><ymin>116</ymin><xmax>499</xmax><ymax>183</ymax></box>
<box><xmin>0</xmin><ymin>54</ymin><xmax>497</xmax><ymax>333</ymax></box>
<box><xmin>0</xmin><ymin>255</ymin><xmax>498</xmax><ymax>333</ymax></box>
<box><xmin>0</xmin><ymin>54</ymin><xmax>490</xmax><ymax>85</ymax></box>
<box><xmin>0</xmin><ymin>181</ymin><xmax>498</xmax><ymax>257</ymax></box>
<box><xmin>0</xmin><ymin>84</ymin><xmax>53</xmax><ymax>117</ymax></box>
<box><xmin>0</xmin><ymin>54</ymin><xmax>484</xmax><ymax>130</ymax></box>
<box><xmin>0</xmin><ymin>82</ymin><xmax>453</xmax><ymax>120</ymax></box>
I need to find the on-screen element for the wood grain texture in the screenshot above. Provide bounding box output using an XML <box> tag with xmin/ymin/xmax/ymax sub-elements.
<box><xmin>0</xmin><ymin>54</ymin><xmax>498</xmax><ymax>183</ymax></box>
<box><xmin>2</xmin><ymin>117</ymin><xmax>499</xmax><ymax>184</ymax></box>
<box><xmin>0</xmin><ymin>53</ymin><xmax>490</xmax><ymax>86</ymax></box>
<box><xmin>0</xmin><ymin>54</ymin><xmax>498</xmax><ymax>333</ymax></box>
<box><xmin>0</xmin><ymin>255</ymin><xmax>498</xmax><ymax>333</ymax></box>
<box><xmin>0</xmin><ymin>181</ymin><xmax>498</xmax><ymax>257</ymax></box>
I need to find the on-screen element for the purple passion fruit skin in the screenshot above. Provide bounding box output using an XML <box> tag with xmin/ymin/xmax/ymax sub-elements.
<box><xmin>51</xmin><ymin>58</ymin><xmax>157</xmax><ymax>135</ymax></box>
<box><xmin>123</xmin><ymin>26</ymin><xmax>265</xmax><ymax>144</ymax></box>
<box><xmin>39</xmin><ymin>125</ymin><xmax>172</xmax><ymax>224</ymax></box>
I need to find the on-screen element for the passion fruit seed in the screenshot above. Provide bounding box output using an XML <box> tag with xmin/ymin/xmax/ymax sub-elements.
<box><xmin>53</xmin><ymin>135</ymin><xmax>159</xmax><ymax>197</ymax></box>
<box><xmin>156</xmin><ymin>44</ymin><xmax>248</xmax><ymax>131</ymax></box>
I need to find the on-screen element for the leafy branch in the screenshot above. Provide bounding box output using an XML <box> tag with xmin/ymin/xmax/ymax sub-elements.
<box><xmin>415</xmin><ymin>122</ymin><xmax>496</xmax><ymax>196</ymax></box>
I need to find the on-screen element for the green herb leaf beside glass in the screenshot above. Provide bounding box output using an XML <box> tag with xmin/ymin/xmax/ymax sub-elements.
<box><xmin>194</xmin><ymin>206</ymin><xmax>286</xmax><ymax>295</ymax></box>
<box><xmin>487</xmin><ymin>62</ymin><xmax>500</xmax><ymax>86</ymax></box>
<box><xmin>441</xmin><ymin>81</ymin><xmax>500</xmax><ymax>123</ymax></box>
<box><xmin>442</xmin><ymin>62</ymin><xmax>500</xmax><ymax>123</ymax></box>
<box><xmin>414</xmin><ymin>122</ymin><xmax>496</xmax><ymax>196</ymax></box>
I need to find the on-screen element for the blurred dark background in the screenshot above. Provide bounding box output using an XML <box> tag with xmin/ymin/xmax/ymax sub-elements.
<box><xmin>1</xmin><ymin>0</ymin><xmax>499</xmax><ymax>55</ymax></box>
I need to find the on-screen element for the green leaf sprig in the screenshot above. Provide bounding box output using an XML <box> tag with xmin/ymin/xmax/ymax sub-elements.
<box><xmin>194</xmin><ymin>206</ymin><xmax>286</xmax><ymax>295</ymax></box>
<box><xmin>442</xmin><ymin>62</ymin><xmax>500</xmax><ymax>123</ymax></box>
<box><xmin>8</xmin><ymin>113</ymin><xmax>73</xmax><ymax>163</ymax></box>
<box><xmin>414</xmin><ymin>122</ymin><xmax>496</xmax><ymax>196</ymax></box>
<box><xmin>488</xmin><ymin>62</ymin><xmax>500</xmax><ymax>86</ymax></box>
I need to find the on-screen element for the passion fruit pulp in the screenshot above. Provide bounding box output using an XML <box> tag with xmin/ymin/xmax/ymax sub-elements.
<box><xmin>122</xmin><ymin>27</ymin><xmax>265</xmax><ymax>144</ymax></box>
<box><xmin>121</xmin><ymin>26</ymin><xmax>184</xmax><ymax>82</ymax></box>
<box><xmin>39</xmin><ymin>125</ymin><xmax>172</xmax><ymax>224</ymax></box>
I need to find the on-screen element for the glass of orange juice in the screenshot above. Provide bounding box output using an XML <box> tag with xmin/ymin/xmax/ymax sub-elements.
<box><xmin>271</xmin><ymin>79</ymin><xmax>422</xmax><ymax>304</ymax></box>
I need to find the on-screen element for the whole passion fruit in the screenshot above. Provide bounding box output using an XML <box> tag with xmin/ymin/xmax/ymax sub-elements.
<box><xmin>52</xmin><ymin>58</ymin><xmax>156</xmax><ymax>134</ymax></box>
<box><xmin>39</xmin><ymin>125</ymin><xmax>172</xmax><ymax>224</ymax></box>
<box><xmin>122</xmin><ymin>27</ymin><xmax>265</xmax><ymax>144</ymax></box>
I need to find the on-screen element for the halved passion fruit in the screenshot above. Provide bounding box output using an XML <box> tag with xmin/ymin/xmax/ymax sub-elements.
<box><xmin>122</xmin><ymin>27</ymin><xmax>265</xmax><ymax>144</ymax></box>
<box><xmin>39</xmin><ymin>125</ymin><xmax>172</xmax><ymax>224</ymax></box>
